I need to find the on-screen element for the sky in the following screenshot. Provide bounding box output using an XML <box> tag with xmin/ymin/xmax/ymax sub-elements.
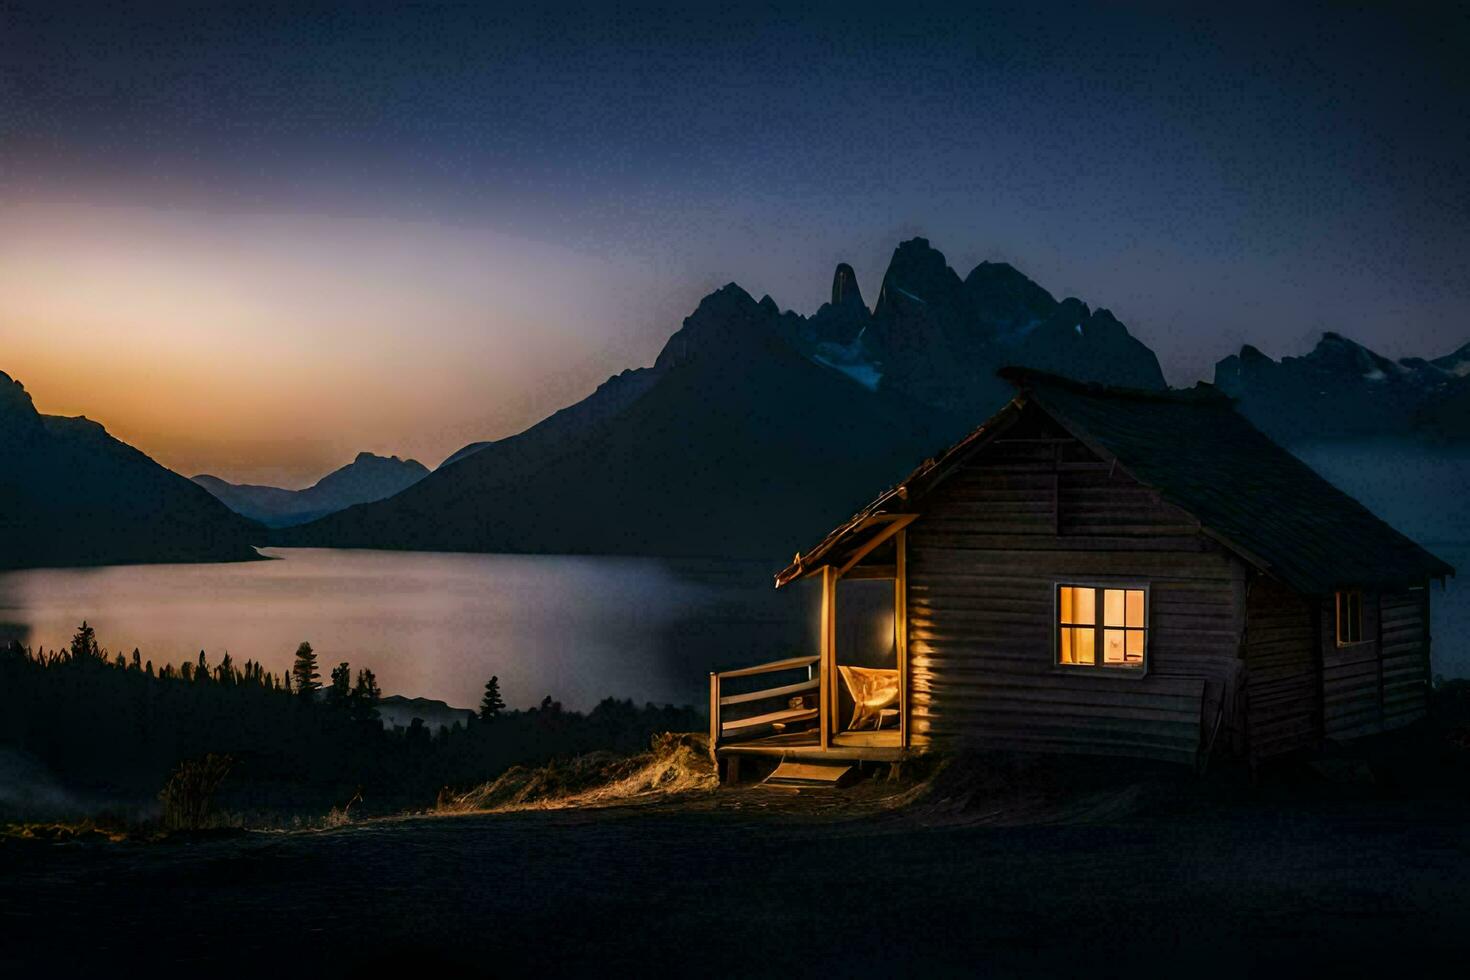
<box><xmin>2</xmin><ymin>2</ymin><xmax>1467</xmax><ymax>486</ymax></box>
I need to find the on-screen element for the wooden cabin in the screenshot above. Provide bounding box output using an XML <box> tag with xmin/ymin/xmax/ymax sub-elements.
<box><xmin>709</xmin><ymin>369</ymin><xmax>1454</xmax><ymax>780</ymax></box>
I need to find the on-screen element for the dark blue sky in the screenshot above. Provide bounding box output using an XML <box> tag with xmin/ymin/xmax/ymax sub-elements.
<box><xmin>2</xmin><ymin>2</ymin><xmax>1468</xmax><ymax>481</ymax></box>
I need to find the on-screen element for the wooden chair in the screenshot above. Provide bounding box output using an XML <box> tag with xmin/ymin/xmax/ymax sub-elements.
<box><xmin>837</xmin><ymin>665</ymin><xmax>899</xmax><ymax>731</ymax></box>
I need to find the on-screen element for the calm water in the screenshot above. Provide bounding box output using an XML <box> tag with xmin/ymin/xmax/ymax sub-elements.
<box><xmin>0</xmin><ymin>549</ymin><xmax>839</xmax><ymax>711</ymax></box>
<box><xmin>1</xmin><ymin>544</ymin><xmax>1462</xmax><ymax>711</ymax></box>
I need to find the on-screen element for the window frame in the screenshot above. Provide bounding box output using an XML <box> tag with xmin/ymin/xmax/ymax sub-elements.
<box><xmin>1334</xmin><ymin>589</ymin><xmax>1367</xmax><ymax>647</ymax></box>
<box><xmin>1053</xmin><ymin>580</ymin><xmax>1151</xmax><ymax>676</ymax></box>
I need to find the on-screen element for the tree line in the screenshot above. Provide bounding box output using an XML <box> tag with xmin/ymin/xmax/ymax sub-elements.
<box><xmin>1</xmin><ymin>622</ymin><xmax>701</xmax><ymax>823</ymax></box>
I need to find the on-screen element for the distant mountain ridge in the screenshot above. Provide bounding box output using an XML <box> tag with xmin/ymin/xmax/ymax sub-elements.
<box><xmin>0</xmin><ymin>371</ymin><xmax>262</xmax><ymax>569</ymax></box>
<box><xmin>280</xmin><ymin>238</ymin><xmax>1168</xmax><ymax>558</ymax></box>
<box><xmin>376</xmin><ymin>695</ymin><xmax>477</xmax><ymax>732</ymax></box>
<box><xmin>1215</xmin><ymin>333</ymin><xmax>1470</xmax><ymax>445</ymax></box>
<box><xmin>194</xmin><ymin>452</ymin><xmax>429</xmax><ymax>527</ymax></box>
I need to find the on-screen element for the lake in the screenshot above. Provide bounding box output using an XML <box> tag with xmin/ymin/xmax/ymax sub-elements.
<box><xmin>0</xmin><ymin>549</ymin><xmax>842</xmax><ymax>712</ymax></box>
<box><xmin>0</xmin><ymin>543</ymin><xmax>1463</xmax><ymax>712</ymax></box>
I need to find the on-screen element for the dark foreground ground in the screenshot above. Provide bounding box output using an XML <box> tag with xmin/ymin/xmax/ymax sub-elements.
<box><xmin>4</xmin><ymin>758</ymin><xmax>1470</xmax><ymax>978</ymax></box>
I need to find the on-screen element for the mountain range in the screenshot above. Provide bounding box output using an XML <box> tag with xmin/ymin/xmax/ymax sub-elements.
<box><xmin>193</xmin><ymin>453</ymin><xmax>428</xmax><ymax>528</ymax></box>
<box><xmin>3</xmin><ymin>236</ymin><xmax>1464</xmax><ymax>569</ymax></box>
<box><xmin>278</xmin><ymin>239</ymin><xmax>1171</xmax><ymax>558</ymax></box>
<box><xmin>279</xmin><ymin>281</ymin><xmax>966</xmax><ymax>557</ymax></box>
<box><xmin>0</xmin><ymin>371</ymin><xmax>261</xmax><ymax>569</ymax></box>
<box><xmin>1214</xmin><ymin>333</ymin><xmax>1470</xmax><ymax>445</ymax></box>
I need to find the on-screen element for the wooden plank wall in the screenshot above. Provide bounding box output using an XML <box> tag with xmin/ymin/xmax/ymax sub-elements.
<box><xmin>1242</xmin><ymin>576</ymin><xmax>1320</xmax><ymax>759</ymax></box>
<box><xmin>1317</xmin><ymin>589</ymin><xmax>1430</xmax><ymax>739</ymax></box>
<box><xmin>1380</xmin><ymin>589</ymin><xmax>1430</xmax><ymax>731</ymax></box>
<box><xmin>904</xmin><ymin>406</ymin><xmax>1246</xmax><ymax>765</ymax></box>
<box><xmin>1320</xmin><ymin>592</ymin><xmax>1383</xmax><ymax>741</ymax></box>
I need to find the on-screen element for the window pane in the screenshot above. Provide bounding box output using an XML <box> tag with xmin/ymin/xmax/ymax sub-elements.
<box><xmin>1060</xmin><ymin>586</ymin><xmax>1073</xmax><ymax>624</ymax></box>
<box><xmin>1337</xmin><ymin>591</ymin><xmax>1364</xmax><ymax>643</ymax></box>
<box><xmin>1104</xmin><ymin>589</ymin><xmax>1125</xmax><ymax>627</ymax></box>
<box><xmin>1126</xmin><ymin>630</ymin><xmax>1145</xmax><ymax>662</ymax></box>
<box><xmin>1060</xmin><ymin>626</ymin><xmax>1073</xmax><ymax>664</ymax></box>
<box><xmin>1103</xmin><ymin>628</ymin><xmax>1126</xmax><ymax>663</ymax></box>
<box><xmin>1126</xmin><ymin>590</ymin><xmax>1145</xmax><ymax>628</ymax></box>
<box><xmin>1074</xmin><ymin>587</ymin><xmax>1095</xmax><ymax>625</ymax></box>
<box><xmin>1074</xmin><ymin>628</ymin><xmax>1095</xmax><ymax>665</ymax></box>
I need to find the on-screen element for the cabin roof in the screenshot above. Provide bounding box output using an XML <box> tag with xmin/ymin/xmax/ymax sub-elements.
<box><xmin>776</xmin><ymin>368</ymin><xmax>1455</xmax><ymax>594</ymax></box>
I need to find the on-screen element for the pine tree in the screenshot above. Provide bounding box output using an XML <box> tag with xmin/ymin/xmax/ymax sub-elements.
<box><xmin>350</xmin><ymin>668</ymin><xmax>381</xmax><ymax>723</ymax></box>
<box><xmin>291</xmin><ymin>642</ymin><xmax>320</xmax><ymax>699</ymax></box>
<box><xmin>69</xmin><ymin>621</ymin><xmax>101</xmax><ymax>663</ymax></box>
<box><xmin>327</xmin><ymin>662</ymin><xmax>352</xmax><ymax>708</ymax></box>
<box><xmin>479</xmin><ymin>675</ymin><xmax>506</xmax><ymax>721</ymax></box>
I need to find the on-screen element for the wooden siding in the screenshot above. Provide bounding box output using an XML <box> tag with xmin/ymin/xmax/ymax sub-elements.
<box><xmin>904</xmin><ymin>406</ymin><xmax>1245</xmax><ymax>765</ymax></box>
<box><xmin>1320</xmin><ymin>592</ymin><xmax>1382</xmax><ymax>740</ymax></box>
<box><xmin>1380</xmin><ymin>589</ymin><xmax>1430</xmax><ymax>731</ymax></box>
<box><xmin>1243</xmin><ymin>576</ymin><xmax>1320</xmax><ymax>759</ymax></box>
<box><xmin>1317</xmin><ymin>588</ymin><xmax>1431</xmax><ymax>739</ymax></box>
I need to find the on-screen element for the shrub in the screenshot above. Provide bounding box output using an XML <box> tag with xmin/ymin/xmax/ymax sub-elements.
<box><xmin>158</xmin><ymin>754</ymin><xmax>233</xmax><ymax>831</ymax></box>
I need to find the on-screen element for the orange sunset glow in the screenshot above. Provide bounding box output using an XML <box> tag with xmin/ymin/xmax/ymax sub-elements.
<box><xmin>0</xmin><ymin>200</ymin><xmax>688</xmax><ymax>485</ymax></box>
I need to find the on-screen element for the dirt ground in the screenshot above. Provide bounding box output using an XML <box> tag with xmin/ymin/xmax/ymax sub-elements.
<box><xmin>4</xmin><ymin>757</ymin><xmax>1470</xmax><ymax>978</ymax></box>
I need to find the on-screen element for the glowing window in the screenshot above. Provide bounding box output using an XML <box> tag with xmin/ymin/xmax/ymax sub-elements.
<box><xmin>1335</xmin><ymin>590</ymin><xmax>1364</xmax><ymax>645</ymax></box>
<box><xmin>1057</xmin><ymin>585</ymin><xmax>1147</xmax><ymax>670</ymax></box>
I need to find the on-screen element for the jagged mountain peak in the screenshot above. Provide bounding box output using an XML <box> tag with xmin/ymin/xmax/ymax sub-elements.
<box><xmin>196</xmin><ymin>449</ymin><xmax>429</xmax><ymax>528</ymax></box>
<box><xmin>962</xmin><ymin>261</ymin><xmax>1057</xmax><ymax>338</ymax></box>
<box><xmin>1214</xmin><ymin>331</ymin><xmax>1470</xmax><ymax>444</ymax></box>
<box><xmin>0</xmin><ymin>370</ymin><xmax>45</xmax><ymax>442</ymax></box>
<box><xmin>653</xmin><ymin>282</ymin><xmax>788</xmax><ymax>371</ymax></box>
<box><xmin>2</xmin><ymin>368</ymin><xmax>261</xmax><ymax>568</ymax></box>
<box><xmin>0</xmin><ymin>370</ymin><xmax>38</xmax><ymax>417</ymax></box>
<box><xmin>831</xmin><ymin>262</ymin><xmax>864</xmax><ymax>309</ymax></box>
<box><xmin>874</xmin><ymin>238</ymin><xmax>964</xmax><ymax>314</ymax></box>
<box><xmin>346</xmin><ymin>450</ymin><xmax>423</xmax><ymax>469</ymax></box>
<box><xmin>1272</xmin><ymin>332</ymin><xmax>1405</xmax><ymax>381</ymax></box>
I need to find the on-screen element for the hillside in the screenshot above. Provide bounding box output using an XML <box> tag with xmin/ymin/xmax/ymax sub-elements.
<box><xmin>0</xmin><ymin>371</ymin><xmax>263</xmax><ymax>569</ymax></box>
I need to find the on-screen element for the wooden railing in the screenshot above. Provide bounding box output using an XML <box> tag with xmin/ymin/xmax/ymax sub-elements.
<box><xmin>709</xmin><ymin>655</ymin><xmax>820</xmax><ymax>757</ymax></box>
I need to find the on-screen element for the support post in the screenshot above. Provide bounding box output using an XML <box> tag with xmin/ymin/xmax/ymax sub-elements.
<box><xmin>895</xmin><ymin>527</ymin><xmax>908</xmax><ymax>748</ymax></box>
<box><xmin>708</xmin><ymin>672</ymin><xmax>719</xmax><ymax>763</ymax></box>
<box><xmin>820</xmin><ymin>564</ymin><xmax>836</xmax><ymax>750</ymax></box>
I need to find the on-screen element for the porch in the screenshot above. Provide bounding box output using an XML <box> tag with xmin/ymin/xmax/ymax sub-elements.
<box><xmin>707</xmin><ymin>514</ymin><xmax>924</xmax><ymax>775</ymax></box>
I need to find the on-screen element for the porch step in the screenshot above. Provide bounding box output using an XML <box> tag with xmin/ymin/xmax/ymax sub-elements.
<box><xmin>761</xmin><ymin>759</ymin><xmax>857</xmax><ymax>789</ymax></box>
